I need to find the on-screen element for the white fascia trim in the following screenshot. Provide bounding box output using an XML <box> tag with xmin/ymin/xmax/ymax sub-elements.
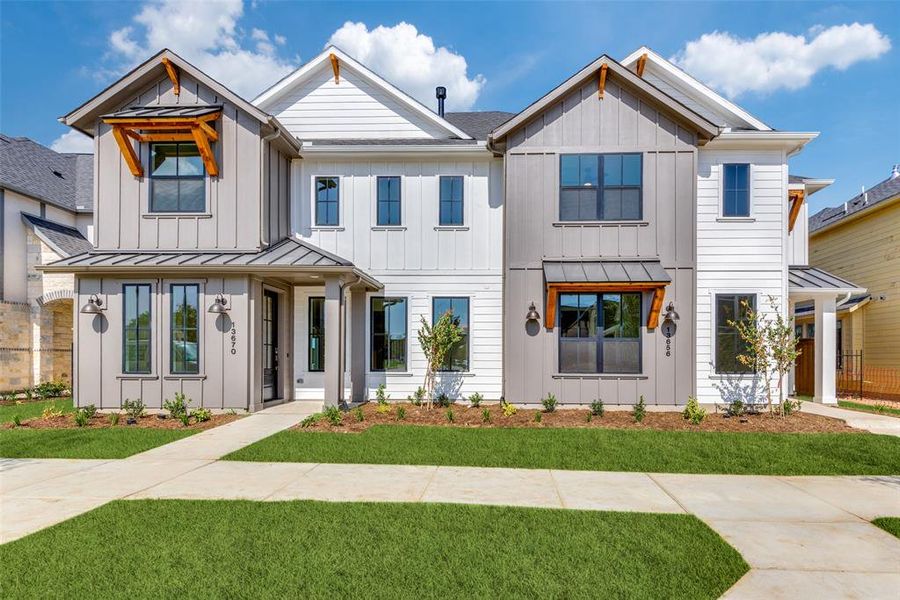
<box><xmin>704</xmin><ymin>131</ymin><xmax>819</xmax><ymax>155</ymax></box>
<box><xmin>622</xmin><ymin>46</ymin><xmax>772</xmax><ymax>132</ymax></box>
<box><xmin>299</xmin><ymin>142</ymin><xmax>490</xmax><ymax>156</ymax></box>
<box><xmin>253</xmin><ymin>45</ymin><xmax>473</xmax><ymax>141</ymax></box>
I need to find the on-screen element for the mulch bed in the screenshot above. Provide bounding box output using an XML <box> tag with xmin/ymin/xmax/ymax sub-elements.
<box><xmin>4</xmin><ymin>413</ymin><xmax>241</xmax><ymax>431</ymax></box>
<box><xmin>298</xmin><ymin>402</ymin><xmax>858</xmax><ymax>434</ymax></box>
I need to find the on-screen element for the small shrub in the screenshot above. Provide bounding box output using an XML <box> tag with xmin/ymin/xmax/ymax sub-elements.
<box><xmin>632</xmin><ymin>395</ymin><xmax>646</xmax><ymax>423</ymax></box>
<box><xmin>481</xmin><ymin>408</ymin><xmax>491</xmax><ymax>423</ymax></box>
<box><xmin>533</xmin><ymin>411</ymin><xmax>542</xmax><ymax>423</ymax></box>
<box><xmin>541</xmin><ymin>393</ymin><xmax>557</xmax><ymax>413</ymax></box>
<box><xmin>178</xmin><ymin>412</ymin><xmax>191</xmax><ymax>427</ymax></box>
<box><xmin>74</xmin><ymin>409</ymin><xmax>88</xmax><ymax>427</ymax></box>
<box><xmin>41</xmin><ymin>405</ymin><xmax>64</xmax><ymax>419</ymax></box>
<box><xmin>82</xmin><ymin>404</ymin><xmax>98</xmax><ymax>419</ymax></box>
<box><xmin>191</xmin><ymin>407</ymin><xmax>212</xmax><ymax>423</ymax></box>
<box><xmin>445</xmin><ymin>408</ymin><xmax>455</xmax><ymax>423</ymax></box>
<box><xmin>396</xmin><ymin>406</ymin><xmax>406</xmax><ymax>421</ymax></box>
<box><xmin>501</xmin><ymin>398</ymin><xmax>517</xmax><ymax>417</ymax></box>
<box><xmin>300</xmin><ymin>413</ymin><xmax>322</xmax><ymax>428</ymax></box>
<box><xmin>34</xmin><ymin>380</ymin><xmax>68</xmax><ymax>399</ymax></box>
<box><xmin>12</xmin><ymin>415</ymin><xmax>21</xmax><ymax>427</ymax></box>
<box><xmin>590</xmin><ymin>399</ymin><xmax>605</xmax><ymax>417</ymax></box>
<box><xmin>323</xmin><ymin>405</ymin><xmax>342</xmax><ymax>426</ymax></box>
<box><xmin>122</xmin><ymin>398</ymin><xmax>146</xmax><ymax>422</ymax></box>
<box><xmin>727</xmin><ymin>399</ymin><xmax>745</xmax><ymax>417</ymax></box>
<box><xmin>376</xmin><ymin>402</ymin><xmax>391</xmax><ymax>415</ymax></box>
<box><xmin>682</xmin><ymin>396</ymin><xmax>707</xmax><ymax>425</ymax></box>
<box><xmin>408</xmin><ymin>387</ymin><xmax>426</xmax><ymax>406</ymax></box>
<box><xmin>781</xmin><ymin>399</ymin><xmax>800</xmax><ymax>416</ymax></box>
<box><xmin>164</xmin><ymin>393</ymin><xmax>190</xmax><ymax>419</ymax></box>
<box><xmin>436</xmin><ymin>393</ymin><xmax>451</xmax><ymax>408</ymax></box>
<box><xmin>108</xmin><ymin>412</ymin><xmax>120</xmax><ymax>426</ymax></box>
<box><xmin>375</xmin><ymin>383</ymin><xmax>389</xmax><ymax>405</ymax></box>
<box><xmin>24</xmin><ymin>388</ymin><xmax>34</xmax><ymax>401</ymax></box>
<box><xmin>354</xmin><ymin>407</ymin><xmax>365</xmax><ymax>422</ymax></box>
<box><xmin>468</xmin><ymin>392</ymin><xmax>483</xmax><ymax>408</ymax></box>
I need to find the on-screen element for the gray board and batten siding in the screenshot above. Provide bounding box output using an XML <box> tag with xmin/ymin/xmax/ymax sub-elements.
<box><xmin>502</xmin><ymin>70</ymin><xmax>699</xmax><ymax>406</ymax></box>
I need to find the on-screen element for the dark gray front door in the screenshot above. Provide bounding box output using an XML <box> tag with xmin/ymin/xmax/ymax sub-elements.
<box><xmin>262</xmin><ymin>290</ymin><xmax>279</xmax><ymax>401</ymax></box>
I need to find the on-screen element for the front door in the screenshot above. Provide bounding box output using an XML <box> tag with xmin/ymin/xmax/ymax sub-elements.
<box><xmin>262</xmin><ymin>290</ymin><xmax>279</xmax><ymax>401</ymax></box>
<box><xmin>795</xmin><ymin>338</ymin><xmax>815</xmax><ymax>397</ymax></box>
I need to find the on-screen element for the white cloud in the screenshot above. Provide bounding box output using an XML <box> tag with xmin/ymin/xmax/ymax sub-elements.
<box><xmin>50</xmin><ymin>130</ymin><xmax>94</xmax><ymax>154</ymax></box>
<box><xmin>328</xmin><ymin>21</ymin><xmax>485</xmax><ymax>111</ymax></box>
<box><xmin>105</xmin><ymin>0</ymin><xmax>296</xmax><ymax>98</ymax></box>
<box><xmin>671</xmin><ymin>23</ymin><xmax>891</xmax><ymax>98</ymax></box>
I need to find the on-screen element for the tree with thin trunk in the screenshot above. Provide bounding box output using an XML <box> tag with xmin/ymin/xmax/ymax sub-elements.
<box><xmin>417</xmin><ymin>311</ymin><xmax>462</xmax><ymax>409</ymax></box>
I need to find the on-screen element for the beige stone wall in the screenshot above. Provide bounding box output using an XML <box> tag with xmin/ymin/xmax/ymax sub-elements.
<box><xmin>0</xmin><ymin>302</ymin><xmax>33</xmax><ymax>391</ymax></box>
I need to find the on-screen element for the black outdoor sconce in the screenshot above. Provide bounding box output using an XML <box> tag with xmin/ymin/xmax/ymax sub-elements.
<box><xmin>208</xmin><ymin>293</ymin><xmax>230</xmax><ymax>314</ymax></box>
<box><xmin>662</xmin><ymin>302</ymin><xmax>679</xmax><ymax>323</ymax></box>
<box><xmin>526</xmin><ymin>302</ymin><xmax>540</xmax><ymax>323</ymax></box>
<box><xmin>80</xmin><ymin>294</ymin><xmax>105</xmax><ymax>315</ymax></box>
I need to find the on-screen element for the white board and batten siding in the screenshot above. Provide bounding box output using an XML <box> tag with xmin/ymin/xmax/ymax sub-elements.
<box><xmin>695</xmin><ymin>148</ymin><xmax>789</xmax><ymax>403</ymax></box>
<box><xmin>787</xmin><ymin>202</ymin><xmax>809</xmax><ymax>265</ymax></box>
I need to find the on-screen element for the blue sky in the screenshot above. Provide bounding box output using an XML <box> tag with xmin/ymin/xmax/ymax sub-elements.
<box><xmin>1</xmin><ymin>0</ymin><xmax>898</xmax><ymax>214</ymax></box>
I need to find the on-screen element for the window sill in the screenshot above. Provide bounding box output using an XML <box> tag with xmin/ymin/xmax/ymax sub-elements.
<box><xmin>143</xmin><ymin>213</ymin><xmax>213</xmax><ymax>219</ymax></box>
<box><xmin>716</xmin><ymin>217</ymin><xmax>755</xmax><ymax>223</ymax></box>
<box><xmin>433</xmin><ymin>226</ymin><xmax>469</xmax><ymax>231</ymax></box>
<box><xmin>163</xmin><ymin>374</ymin><xmax>207</xmax><ymax>381</ymax></box>
<box><xmin>311</xmin><ymin>226</ymin><xmax>345</xmax><ymax>232</ymax></box>
<box><xmin>552</xmin><ymin>373</ymin><xmax>648</xmax><ymax>380</ymax></box>
<box><xmin>553</xmin><ymin>221</ymin><xmax>648</xmax><ymax>227</ymax></box>
<box><xmin>372</xmin><ymin>226</ymin><xmax>407</xmax><ymax>231</ymax></box>
<box><xmin>707</xmin><ymin>372</ymin><xmax>757</xmax><ymax>379</ymax></box>
<box><xmin>367</xmin><ymin>371</ymin><xmax>415</xmax><ymax>377</ymax></box>
<box><xmin>116</xmin><ymin>374</ymin><xmax>158</xmax><ymax>381</ymax></box>
<box><xmin>435</xmin><ymin>371</ymin><xmax>476</xmax><ymax>377</ymax></box>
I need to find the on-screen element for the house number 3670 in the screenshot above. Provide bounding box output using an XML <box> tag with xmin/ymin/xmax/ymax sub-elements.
<box><xmin>230</xmin><ymin>324</ymin><xmax>237</xmax><ymax>355</ymax></box>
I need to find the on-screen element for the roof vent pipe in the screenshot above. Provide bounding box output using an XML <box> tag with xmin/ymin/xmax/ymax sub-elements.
<box><xmin>892</xmin><ymin>164</ymin><xmax>900</xmax><ymax>179</ymax></box>
<box><xmin>435</xmin><ymin>86</ymin><xmax>447</xmax><ymax>117</ymax></box>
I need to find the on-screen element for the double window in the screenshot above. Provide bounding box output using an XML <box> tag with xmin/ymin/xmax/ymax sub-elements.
<box><xmin>559</xmin><ymin>292</ymin><xmax>641</xmax><ymax>374</ymax></box>
<box><xmin>722</xmin><ymin>164</ymin><xmax>750</xmax><ymax>217</ymax></box>
<box><xmin>170</xmin><ymin>284</ymin><xmax>200</xmax><ymax>374</ymax></box>
<box><xmin>150</xmin><ymin>143</ymin><xmax>205</xmax><ymax>213</ymax></box>
<box><xmin>371</xmin><ymin>297</ymin><xmax>408</xmax><ymax>371</ymax></box>
<box><xmin>315</xmin><ymin>177</ymin><xmax>340</xmax><ymax>226</ymax></box>
<box><xmin>433</xmin><ymin>297</ymin><xmax>469</xmax><ymax>372</ymax></box>
<box><xmin>560</xmin><ymin>154</ymin><xmax>642</xmax><ymax>221</ymax></box>
<box><xmin>308</xmin><ymin>297</ymin><xmax>325</xmax><ymax>372</ymax></box>
<box><xmin>377</xmin><ymin>176</ymin><xmax>402</xmax><ymax>226</ymax></box>
<box><xmin>439</xmin><ymin>175</ymin><xmax>464</xmax><ymax>226</ymax></box>
<box><xmin>715</xmin><ymin>294</ymin><xmax>755</xmax><ymax>374</ymax></box>
<box><xmin>123</xmin><ymin>284</ymin><xmax>152</xmax><ymax>374</ymax></box>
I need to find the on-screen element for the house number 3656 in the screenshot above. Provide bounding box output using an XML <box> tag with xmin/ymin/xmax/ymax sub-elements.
<box><xmin>230</xmin><ymin>324</ymin><xmax>237</xmax><ymax>355</ymax></box>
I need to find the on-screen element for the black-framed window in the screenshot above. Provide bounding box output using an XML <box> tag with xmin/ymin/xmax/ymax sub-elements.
<box><xmin>439</xmin><ymin>175</ymin><xmax>464</xmax><ymax>226</ymax></box>
<box><xmin>315</xmin><ymin>176</ymin><xmax>339</xmax><ymax>226</ymax></box>
<box><xmin>433</xmin><ymin>297</ymin><xmax>469</xmax><ymax>372</ymax></box>
<box><xmin>723</xmin><ymin>163</ymin><xmax>750</xmax><ymax>217</ymax></box>
<box><xmin>150</xmin><ymin>143</ymin><xmax>205</xmax><ymax>213</ymax></box>
<box><xmin>715</xmin><ymin>294</ymin><xmax>755</xmax><ymax>374</ymax></box>
<box><xmin>170</xmin><ymin>284</ymin><xmax>199</xmax><ymax>374</ymax></box>
<box><xmin>123</xmin><ymin>284</ymin><xmax>152</xmax><ymax>374</ymax></box>
<box><xmin>371</xmin><ymin>297</ymin><xmax>407</xmax><ymax>371</ymax></box>
<box><xmin>308</xmin><ymin>297</ymin><xmax>325</xmax><ymax>372</ymax></box>
<box><xmin>560</xmin><ymin>153</ymin><xmax>642</xmax><ymax>221</ymax></box>
<box><xmin>377</xmin><ymin>176</ymin><xmax>401</xmax><ymax>226</ymax></box>
<box><xmin>559</xmin><ymin>292</ymin><xmax>641</xmax><ymax>374</ymax></box>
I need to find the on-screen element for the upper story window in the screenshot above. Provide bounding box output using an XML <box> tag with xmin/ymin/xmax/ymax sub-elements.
<box><xmin>715</xmin><ymin>293</ymin><xmax>755</xmax><ymax>374</ymax></box>
<box><xmin>150</xmin><ymin>143</ymin><xmax>205</xmax><ymax>213</ymax></box>
<box><xmin>315</xmin><ymin>177</ymin><xmax>340</xmax><ymax>226</ymax></box>
<box><xmin>377</xmin><ymin>176</ymin><xmax>401</xmax><ymax>226</ymax></box>
<box><xmin>722</xmin><ymin>164</ymin><xmax>750</xmax><ymax>217</ymax></box>
<box><xmin>439</xmin><ymin>175</ymin><xmax>464</xmax><ymax>226</ymax></box>
<box><xmin>560</xmin><ymin>154</ymin><xmax>642</xmax><ymax>221</ymax></box>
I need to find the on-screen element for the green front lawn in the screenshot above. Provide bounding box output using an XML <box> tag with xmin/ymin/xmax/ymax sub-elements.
<box><xmin>0</xmin><ymin>397</ymin><xmax>73</xmax><ymax>423</ymax></box>
<box><xmin>0</xmin><ymin>428</ymin><xmax>197</xmax><ymax>459</ymax></box>
<box><xmin>873</xmin><ymin>517</ymin><xmax>900</xmax><ymax>539</ymax></box>
<box><xmin>225</xmin><ymin>425</ymin><xmax>900</xmax><ymax>475</ymax></box>
<box><xmin>838</xmin><ymin>400</ymin><xmax>900</xmax><ymax>418</ymax></box>
<box><xmin>0</xmin><ymin>499</ymin><xmax>747</xmax><ymax>599</ymax></box>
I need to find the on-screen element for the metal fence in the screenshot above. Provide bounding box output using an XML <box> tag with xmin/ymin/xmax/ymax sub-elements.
<box><xmin>836</xmin><ymin>352</ymin><xmax>863</xmax><ymax>401</ymax></box>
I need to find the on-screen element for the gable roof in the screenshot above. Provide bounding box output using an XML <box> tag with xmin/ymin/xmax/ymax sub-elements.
<box><xmin>0</xmin><ymin>134</ymin><xmax>93</xmax><ymax>212</ymax></box>
<box><xmin>253</xmin><ymin>46</ymin><xmax>473</xmax><ymax>140</ymax></box>
<box><xmin>810</xmin><ymin>173</ymin><xmax>900</xmax><ymax>234</ymax></box>
<box><xmin>60</xmin><ymin>49</ymin><xmax>299</xmax><ymax>154</ymax></box>
<box><xmin>490</xmin><ymin>54</ymin><xmax>720</xmax><ymax>143</ymax></box>
<box><xmin>621</xmin><ymin>47</ymin><xmax>771</xmax><ymax>131</ymax></box>
<box><xmin>21</xmin><ymin>213</ymin><xmax>92</xmax><ymax>257</ymax></box>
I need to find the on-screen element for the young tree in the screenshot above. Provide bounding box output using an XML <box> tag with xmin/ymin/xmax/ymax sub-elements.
<box><xmin>417</xmin><ymin>311</ymin><xmax>462</xmax><ymax>409</ymax></box>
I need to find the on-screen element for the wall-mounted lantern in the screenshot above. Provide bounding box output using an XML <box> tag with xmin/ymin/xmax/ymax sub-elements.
<box><xmin>663</xmin><ymin>302</ymin><xmax>679</xmax><ymax>323</ymax></box>
<box><xmin>208</xmin><ymin>294</ymin><xmax>230</xmax><ymax>314</ymax></box>
<box><xmin>525</xmin><ymin>302</ymin><xmax>540</xmax><ymax>323</ymax></box>
<box><xmin>80</xmin><ymin>294</ymin><xmax>104</xmax><ymax>315</ymax></box>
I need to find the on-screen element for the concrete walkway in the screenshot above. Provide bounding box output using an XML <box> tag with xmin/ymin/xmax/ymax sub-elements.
<box><xmin>802</xmin><ymin>400</ymin><xmax>900</xmax><ymax>437</ymax></box>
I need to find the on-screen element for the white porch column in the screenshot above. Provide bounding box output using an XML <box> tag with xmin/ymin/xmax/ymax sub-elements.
<box><xmin>349</xmin><ymin>288</ymin><xmax>367</xmax><ymax>404</ymax></box>
<box><xmin>814</xmin><ymin>295</ymin><xmax>837</xmax><ymax>404</ymax></box>
<box><xmin>323</xmin><ymin>276</ymin><xmax>345</xmax><ymax>407</ymax></box>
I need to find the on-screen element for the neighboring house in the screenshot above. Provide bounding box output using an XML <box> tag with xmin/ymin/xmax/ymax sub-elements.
<box><xmin>43</xmin><ymin>45</ymin><xmax>859</xmax><ymax>411</ymax></box>
<box><xmin>796</xmin><ymin>167</ymin><xmax>900</xmax><ymax>397</ymax></box>
<box><xmin>0</xmin><ymin>135</ymin><xmax>93</xmax><ymax>392</ymax></box>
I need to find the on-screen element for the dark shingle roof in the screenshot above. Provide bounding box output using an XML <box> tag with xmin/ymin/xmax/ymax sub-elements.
<box><xmin>444</xmin><ymin>111</ymin><xmax>516</xmax><ymax>140</ymax></box>
<box><xmin>809</xmin><ymin>174</ymin><xmax>900</xmax><ymax>233</ymax></box>
<box><xmin>0</xmin><ymin>134</ymin><xmax>93</xmax><ymax>212</ymax></box>
<box><xmin>21</xmin><ymin>213</ymin><xmax>92</xmax><ymax>257</ymax></box>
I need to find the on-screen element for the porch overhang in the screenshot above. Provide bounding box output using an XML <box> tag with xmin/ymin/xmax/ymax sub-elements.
<box><xmin>788</xmin><ymin>265</ymin><xmax>866</xmax><ymax>302</ymax></box>
<box><xmin>543</xmin><ymin>259</ymin><xmax>671</xmax><ymax>330</ymax></box>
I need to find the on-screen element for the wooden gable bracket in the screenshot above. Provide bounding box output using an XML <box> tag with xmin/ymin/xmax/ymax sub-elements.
<box><xmin>636</xmin><ymin>53</ymin><xmax>648</xmax><ymax>78</ymax></box>
<box><xmin>597</xmin><ymin>63</ymin><xmax>609</xmax><ymax>99</ymax></box>
<box><xmin>161</xmin><ymin>57</ymin><xmax>180</xmax><ymax>96</ymax></box>
<box><xmin>103</xmin><ymin>112</ymin><xmax>222</xmax><ymax>178</ymax></box>
<box><xmin>544</xmin><ymin>282</ymin><xmax>669</xmax><ymax>331</ymax></box>
<box><xmin>330</xmin><ymin>53</ymin><xmax>340</xmax><ymax>84</ymax></box>
<box><xmin>788</xmin><ymin>189</ymin><xmax>805</xmax><ymax>232</ymax></box>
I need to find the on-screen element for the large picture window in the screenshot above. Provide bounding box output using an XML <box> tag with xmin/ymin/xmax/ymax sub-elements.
<box><xmin>371</xmin><ymin>297</ymin><xmax>407</xmax><ymax>371</ymax></box>
<box><xmin>315</xmin><ymin>177</ymin><xmax>339</xmax><ymax>226</ymax></box>
<box><xmin>377</xmin><ymin>176</ymin><xmax>401</xmax><ymax>226</ymax></box>
<box><xmin>558</xmin><ymin>292</ymin><xmax>641</xmax><ymax>374</ymax></box>
<box><xmin>123</xmin><ymin>284</ymin><xmax>152</xmax><ymax>374</ymax></box>
<box><xmin>715</xmin><ymin>294</ymin><xmax>755</xmax><ymax>374</ymax></box>
<box><xmin>308</xmin><ymin>297</ymin><xmax>325</xmax><ymax>372</ymax></box>
<box><xmin>722</xmin><ymin>164</ymin><xmax>750</xmax><ymax>217</ymax></box>
<box><xmin>170</xmin><ymin>284</ymin><xmax>199</xmax><ymax>374</ymax></box>
<box><xmin>150</xmin><ymin>143</ymin><xmax>205</xmax><ymax>213</ymax></box>
<box><xmin>439</xmin><ymin>175</ymin><xmax>464</xmax><ymax>226</ymax></box>
<box><xmin>560</xmin><ymin>154</ymin><xmax>642</xmax><ymax>221</ymax></box>
<box><xmin>433</xmin><ymin>297</ymin><xmax>469</xmax><ymax>372</ymax></box>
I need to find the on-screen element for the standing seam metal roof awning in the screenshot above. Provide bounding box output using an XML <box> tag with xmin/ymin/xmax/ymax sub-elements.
<box><xmin>100</xmin><ymin>105</ymin><xmax>223</xmax><ymax>119</ymax></box>
<box><xmin>788</xmin><ymin>266</ymin><xmax>865</xmax><ymax>293</ymax></box>
<box><xmin>543</xmin><ymin>260</ymin><xmax>671</xmax><ymax>284</ymax></box>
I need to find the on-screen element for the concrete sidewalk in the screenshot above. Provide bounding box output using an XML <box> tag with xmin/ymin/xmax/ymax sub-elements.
<box><xmin>802</xmin><ymin>400</ymin><xmax>900</xmax><ymax>437</ymax></box>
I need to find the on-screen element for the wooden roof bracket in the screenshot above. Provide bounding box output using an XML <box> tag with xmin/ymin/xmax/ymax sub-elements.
<box><xmin>330</xmin><ymin>53</ymin><xmax>340</xmax><ymax>84</ymax></box>
<box><xmin>111</xmin><ymin>125</ymin><xmax>143</xmax><ymax>177</ymax></box>
<box><xmin>597</xmin><ymin>63</ymin><xmax>608</xmax><ymax>99</ymax></box>
<box><xmin>544</xmin><ymin>282</ymin><xmax>669</xmax><ymax>330</ymax></box>
<box><xmin>161</xmin><ymin>57</ymin><xmax>180</xmax><ymax>96</ymax></box>
<box><xmin>636</xmin><ymin>53</ymin><xmax>648</xmax><ymax>77</ymax></box>
<box><xmin>788</xmin><ymin>189</ymin><xmax>805</xmax><ymax>232</ymax></box>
